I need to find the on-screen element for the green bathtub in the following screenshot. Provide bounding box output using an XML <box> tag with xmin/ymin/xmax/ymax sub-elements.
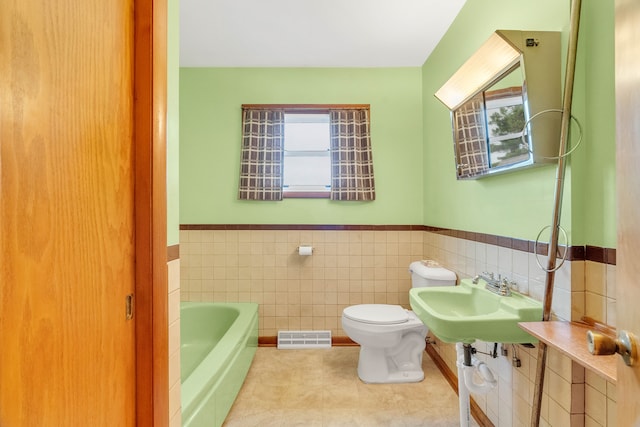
<box><xmin>181</xmin><ymin>302</ymin><xmax>258</xmax><ymax>427</ymax></box>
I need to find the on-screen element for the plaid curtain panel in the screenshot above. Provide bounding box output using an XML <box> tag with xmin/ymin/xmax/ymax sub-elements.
<box><xmin>329</xmin><ymin>109</ymin><xmax>375</xmax><ymax>201</ymax></box>
<box><xmin>238</xmin><ymin>109</ymin><xmax>285</xmax><ymax>200</ymax></box>
<box><xmin>454</xmin><ymin>93</ymin><xmax>489</xmax><ymax>178</ymax></box>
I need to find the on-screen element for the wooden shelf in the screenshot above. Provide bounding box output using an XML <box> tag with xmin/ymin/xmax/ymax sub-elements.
<box><xmin>519</xmin><ymin>321</ymin><xmax>617</xmax><ymax>383</ymax></box>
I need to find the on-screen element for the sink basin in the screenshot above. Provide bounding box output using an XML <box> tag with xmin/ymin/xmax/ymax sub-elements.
<box><xmin>409</xmin><ymin>278</ymin><xmax>543</xmax><ymax>344</ymax></box>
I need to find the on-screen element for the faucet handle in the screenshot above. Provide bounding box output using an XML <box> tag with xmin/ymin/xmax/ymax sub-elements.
<box><xmin>498</xmin><ymin>277</ymin><xmax>512</xmax><ymax>296</ymax></box>
<box><xmin>483</xmin><ymin>271</ymin><xmax>494</xmax><ymax>280</ymax></box>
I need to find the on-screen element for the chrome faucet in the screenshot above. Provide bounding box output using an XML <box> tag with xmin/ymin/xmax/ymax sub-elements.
<box><xmin>472</xmin><ymin>272</ymin><xmax>513</xmax><ymax>296</ymax></box>
<box><xmin>472</xmin><ymin>271</ymin><xmax>494</xmax><ymax>285</ymax></box>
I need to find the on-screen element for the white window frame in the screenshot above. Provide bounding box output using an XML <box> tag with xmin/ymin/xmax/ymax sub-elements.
<box><xmin>283</xmin><ymin>112</ymin><xmax>331</xmax><ymax>198</ymax></box>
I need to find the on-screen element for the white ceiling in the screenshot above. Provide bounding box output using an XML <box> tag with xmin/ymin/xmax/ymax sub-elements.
<box><xmin>180</xmin><ymin>0</ymin><xmax>467</xmax><ymax>68</ymax></box>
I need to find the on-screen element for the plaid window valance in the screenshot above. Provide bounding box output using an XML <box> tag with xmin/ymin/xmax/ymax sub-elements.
<box><xmin>237</xmin><ymin>105</ymin><xmax>375</xmax><ymax>201</ymax></box>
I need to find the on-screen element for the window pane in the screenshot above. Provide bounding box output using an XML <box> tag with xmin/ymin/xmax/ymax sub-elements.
<box><xmin>283</xmin><ymin>113</ymin><xmax>331</xmax><ymax>192</ymax></box>
<box><xmin>284</xmin><ymin>114</ymin><xmax>330</xmax><ymax>151</ymax></box>
<box><xmin>283</xmin><ymin>155</ymin><xmax>331</xmax><ymax>188</ymax></box>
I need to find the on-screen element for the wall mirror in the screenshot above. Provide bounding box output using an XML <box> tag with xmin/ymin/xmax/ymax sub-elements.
<box><xmin>436</xmin><ymin>30</ymin><xmax>562</xmax><ymax>179</ymax></box>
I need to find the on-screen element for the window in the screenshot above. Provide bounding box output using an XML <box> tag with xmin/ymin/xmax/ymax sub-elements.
<box><xmin>238</xmin><ymin>104</ymin><xmax>375</xmax><ymax>201</ymax></box>
<box><xmin>283</xmin><ymin>113</ymin><xmax>331</xmax><ymax>198</ymax></box>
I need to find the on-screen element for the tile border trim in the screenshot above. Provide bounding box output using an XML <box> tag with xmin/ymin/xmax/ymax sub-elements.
<box><xmin>180</xmin><ymin>224</ymin><xmax>616</xmax><ymax>265</ymax></box>
<box><xmin>180</xmin><ymin>224</ymin><xmax>426</xmax><ymax>231</ymax></box>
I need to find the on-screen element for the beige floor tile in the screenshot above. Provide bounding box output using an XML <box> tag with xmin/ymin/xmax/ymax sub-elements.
<box><xmin>223</xmin><ymin>408</ymin><xmax>284</xmax><ymax>427</ymax></box>
<box><xmin>223</xmin><ymin>347</ymin><xmax>478</xmax><ymax>427</ymax></box>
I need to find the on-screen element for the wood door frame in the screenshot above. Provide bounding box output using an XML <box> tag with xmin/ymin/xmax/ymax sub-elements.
<box><xmin>134</xmin><ymin>0</ymin><xmax>169</xmax><ymax>425</ymax></box>
<box><xmin>615</xmin><ymin>0</ymin><xmax>640</xmax><ymax>424</ymax></box>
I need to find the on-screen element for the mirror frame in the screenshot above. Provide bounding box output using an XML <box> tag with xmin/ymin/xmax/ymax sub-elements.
<box><xmin>436</xmin><ymin>30</ymin><xmax>562</xmax><ymax>179</ymax></box>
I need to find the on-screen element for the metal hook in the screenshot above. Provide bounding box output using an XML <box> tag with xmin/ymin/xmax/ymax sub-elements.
<box><xmin>521</xmin><ymin>109</ymin><xmax>584</xmax><ymax>160</ymax></box>
<box><xmin>534</xmin><ymin>224</ymin><xmax>568</xmax><ymax>273</ymax></box>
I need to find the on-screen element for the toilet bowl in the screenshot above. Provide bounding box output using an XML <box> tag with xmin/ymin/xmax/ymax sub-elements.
<box><xmin>341</xmin><ymin>260</ymin><xmax>456</xmax><ymax>384</ymax></box>
<box><xmin>342</xmin><ymin>304</ymin><xmax>428</xmax><ymax>383</ymax></box>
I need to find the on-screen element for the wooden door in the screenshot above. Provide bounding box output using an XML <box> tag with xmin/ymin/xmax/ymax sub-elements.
<box><xmin>0</xmin><ymin>1</ymin><xmax>138</xmax><ymax>425</ymax></box>
<box><xmin>615</xmin><ymin>0</ymin><xmax>640</xmax><ymax>425</ymax></box>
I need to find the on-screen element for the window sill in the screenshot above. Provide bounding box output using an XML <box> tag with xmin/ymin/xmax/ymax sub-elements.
<box><xmin>283</xmin><ymin>191</ymin><xmax>330</xmax><ymax>199</ymax></box>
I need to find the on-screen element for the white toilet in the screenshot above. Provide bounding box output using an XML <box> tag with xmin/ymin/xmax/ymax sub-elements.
<box><xmin>342</xmin><ymin>260</ymin><xmax>456</xmax><ymax>384</ymax></box>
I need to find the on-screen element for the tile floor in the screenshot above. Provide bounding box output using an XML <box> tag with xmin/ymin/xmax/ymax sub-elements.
<box><xmin>223</xmin><ymin>346</ymin><xmax>480</xmax><ymax>427</ymax></box>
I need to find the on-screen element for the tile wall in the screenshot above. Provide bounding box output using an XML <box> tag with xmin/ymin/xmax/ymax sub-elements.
<box><xmin>422</xmin><ymin>232</ymin><xmax>617</xmax><ymax>427</ymax></box>
<box><xmin>168</xmin><ymin>258</ymin><xmax>181</xmax><ymax>427</ymax></box>
<box><xmin>179</xmin><ymin>228</ymin><xmax>617</xmax><ymax>427</ymax></box>
<box><xmin>180</xmin><ymin>229</ymin><xmax>424</xmax><ymax>336</ymax></box>
<box><xmin>584</xmin><ymin>260</ymin><xmax>617</xmax><ymax>328</ymax></box>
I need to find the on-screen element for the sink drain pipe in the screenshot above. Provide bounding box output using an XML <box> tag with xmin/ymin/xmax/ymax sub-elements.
<box><xmin>456</xmin><ymin>343</ymin><xmax>497</xmax><ymax>427</ymax></box>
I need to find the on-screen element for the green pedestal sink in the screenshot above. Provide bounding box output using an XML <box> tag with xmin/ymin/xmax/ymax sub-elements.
<box><xmin>409</xmin><ymin>278</ymin><xmax>543</xmax><ymax>344</ymax></box>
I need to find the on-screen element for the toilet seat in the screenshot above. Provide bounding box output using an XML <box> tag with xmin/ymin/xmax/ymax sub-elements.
<box><xmin>343</xmin><ymin>304</ymin><xmax>409</xmax><ymax>325</ymax></box>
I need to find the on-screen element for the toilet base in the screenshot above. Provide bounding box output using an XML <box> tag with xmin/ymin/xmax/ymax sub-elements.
<box><xmin>356</xmin><ymin>332</ymin><xmax>426</xmax><ymax>384</ymax></box>
<box><xmin>358</xmin><ymin>364</ymin><xmax>425</xmax><ymax>384</ymax></box>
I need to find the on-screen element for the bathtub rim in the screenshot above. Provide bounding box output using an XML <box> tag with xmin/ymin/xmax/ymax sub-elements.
<box><xmin>180</xmin><ymin>301</ymin><xmax>258</xmax><ymax>423</ymax></box>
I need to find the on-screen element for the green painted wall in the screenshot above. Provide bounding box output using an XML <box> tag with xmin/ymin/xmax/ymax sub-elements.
<box><xmin>167</xmin><ymin>0</ymin><xmax>180</xmax><ymax>245</ymax></box>
<box><xmin>179</xmin><ymin>68</ymin><xmax>424</xmax><ymax>225</ymax></box>
<box><xmin>574</xmin><ymin>0</ymin><xmax>616</xmax><ymax>248</ymax></box>
<box><xmin>421</xmin><ymin>0</ymin><xmax>616</xmax><ymax>247</ymax></box>
<box><xmin>178</xmin><ymin>0</ymin><xmax>616</xmax><ymax>247</ymax></box>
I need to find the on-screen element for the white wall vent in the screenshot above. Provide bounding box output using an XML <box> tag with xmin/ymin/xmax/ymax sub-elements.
<box><xmin>277</xmin><ymin>330</ymin><xmax>332</xmax><ymax>349</ymax></box>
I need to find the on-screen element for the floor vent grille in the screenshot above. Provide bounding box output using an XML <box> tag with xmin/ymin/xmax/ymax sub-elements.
<box><xmin>277</xmin><ymin>330</ymin><xmax>332</xmax><ymax>349</ymax></box>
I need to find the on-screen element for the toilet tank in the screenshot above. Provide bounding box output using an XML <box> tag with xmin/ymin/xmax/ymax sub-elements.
<box><xmin>409</xmin><ymin>260</ymin><xmax>456</xmax><ymax>288</ymax></box>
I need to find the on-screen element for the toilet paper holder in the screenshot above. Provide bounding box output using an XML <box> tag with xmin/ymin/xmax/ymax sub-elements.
<box><xmin>297</xmin><ymin>245</ymin><xmax>313</xmax><ymax>255</ymax></box>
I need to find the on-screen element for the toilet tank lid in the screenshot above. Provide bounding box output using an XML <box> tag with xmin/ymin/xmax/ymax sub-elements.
<box><xmin>343</xmin><ymin>304</ymin><xmax>409</xmax><ymax>325</ymax></box>
<box><xmin>409</xmin><ymin>260</ymin><xmax>456</xmax><ymax>281</ymax></box>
